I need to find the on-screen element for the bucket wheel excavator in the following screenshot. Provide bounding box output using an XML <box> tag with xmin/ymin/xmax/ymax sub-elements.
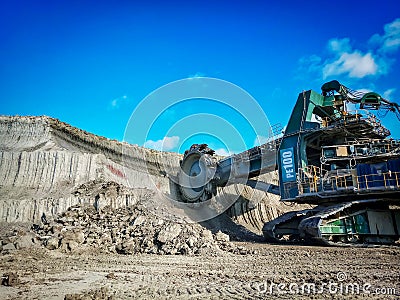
<box><xmin>176</xmin><ymin>80</ymin><xmax>400</xmax><ymax>245</ymax></box>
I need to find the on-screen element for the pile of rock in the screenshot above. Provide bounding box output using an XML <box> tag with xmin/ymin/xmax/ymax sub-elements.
<box><xmin>31</xmin><ymin>203</ymin><xmax>234</xmax><ymax>255</ymax></box>
<box><xmin>0</xmin><ymin>224</ymin><xmax>37</xmax><ymax>254</ymax></box>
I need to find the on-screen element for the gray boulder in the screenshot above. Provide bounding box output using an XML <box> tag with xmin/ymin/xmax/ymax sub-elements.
<box><xmin>157</xmin><ymin>224</ymin><xmax>182</xmax><ymax>244</ymax></box>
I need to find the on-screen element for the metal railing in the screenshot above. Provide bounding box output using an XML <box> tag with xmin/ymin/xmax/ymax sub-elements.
<box><xmin>298</xmin><ymin>167</ymin><xmax>400</xmax><ymax>195</ymax></box>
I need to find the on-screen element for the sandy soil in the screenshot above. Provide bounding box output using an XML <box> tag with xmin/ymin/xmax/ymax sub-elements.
<box><xmin>1</xmin><ymin>243</ymin><xmax>399</xmax><ymax>299</ymax></box>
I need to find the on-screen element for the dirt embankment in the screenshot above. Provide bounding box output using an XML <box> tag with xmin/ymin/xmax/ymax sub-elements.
<box><xmin>0</xmin><ymin>116</ymin><xmax>292</xmax><ymax>230</ymax></box>
<box><xmin>0</xmin><ymin>116</ymin><xmax>184</xmax><ymax>223</ymax></box>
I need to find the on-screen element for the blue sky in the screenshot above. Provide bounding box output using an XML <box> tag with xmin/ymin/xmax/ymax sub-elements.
<box><xmin>1</xmin><ymin>1</ymin><xmax>399</xmax><ymax>154</ymax></box>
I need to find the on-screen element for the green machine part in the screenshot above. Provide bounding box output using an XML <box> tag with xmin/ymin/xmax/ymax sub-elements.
<box><xmin>360</xmin><ymin>92</ymin><xmax>381</xmax><ymax>109</ymax></box>
<box><xmin>278</xmin><ymin>90</ymin><xmax>338</xmax><ymax>199</ymax></box>
<box><xmin>319</xmin><ymin>210</ymin><xmax>400</xmax><ymax>238</ymax></box>
<box><xmin>320</xmin><ymin>212</ymin><xmax>370</xmax><ymax>235</ymax></box>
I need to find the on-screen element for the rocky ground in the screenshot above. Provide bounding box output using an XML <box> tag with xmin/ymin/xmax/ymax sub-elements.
<box><xmin>1</xmin><ymin>201</ymin><xmax>399</xmax><ymax>299</ymax></box>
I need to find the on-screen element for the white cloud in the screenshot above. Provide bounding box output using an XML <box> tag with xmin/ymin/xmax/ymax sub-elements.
<box><xmin>357</xmin><ymin>88</ymin><xmax>373</xmax><ymax>94</ymax></box>
<box><xmin>143</xmin><ymin>136</ymin><xmax>180</xmax><ymax>151</ymax></box>
<box><xmin>383</xmin><ymin>88</ymin><xmax>396</xmax><ymax>100</ymax></box>
<box><xmin>214</xmin><ymin>148</ymin><xmax>232</xmax><ymax>156</ymax></box>
<box><xmin>322</xmin><ymin>51</ymin><xmax>378</xmax><ymax>79</ymax></box>
<box><xmin>110</xmin><ymin>95</ymin><xmax>128</xmax><ymax>109</ymax></box>
<box><xmin>369</xmin><ymin>18</ymin><xmax>400</xmax><ymax>53</ymax></box>
<box><xmin>327</xmin><ymin>38</ymin><xmax>352</xmax><ymax>53</ymax></box>
<box><xmin>299</xmin><ymin>19</ymin><xmax>400</xmax><ymax>80</ymax></box>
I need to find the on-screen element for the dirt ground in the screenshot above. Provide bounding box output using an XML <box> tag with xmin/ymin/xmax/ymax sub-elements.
<box><xmin>1</xmin><ymin>243</ymin><xmax>399</xmax><ymax>299</ymax></box>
